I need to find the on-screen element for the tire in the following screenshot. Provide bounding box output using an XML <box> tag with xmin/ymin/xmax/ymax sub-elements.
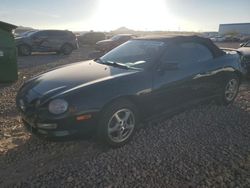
<box><xmin>61</xmin><ymin>44</ymin><xmax>73</xmax><ymax>55</ymax></box>
<box><xmin>97</xmin><ymin>99</ymin><xmax>138</xmax><ymax>147</ymax></box>
<box><xmin>18</xmin><ymin>44</ymin><xmax>31</xmax><ymax>56</ymax></box>
<box><xmin>217</xmin><ymin>74</ymin><xmax>240</xmax><ymax>105</ymax></box>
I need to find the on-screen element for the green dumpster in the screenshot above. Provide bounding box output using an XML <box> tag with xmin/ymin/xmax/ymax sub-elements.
<box><xmin>0</xmin><ymin>21</ymin><xmax>18</xmax><ymax>83</ymax></box>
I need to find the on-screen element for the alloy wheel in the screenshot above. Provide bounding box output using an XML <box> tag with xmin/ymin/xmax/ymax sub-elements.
<box><xmin>107</xmin><ymin>108</ymin><xmax>135</xmax><ymax>143</ymax></box>
<box><xmin>225</xmin><ymin>78</ymin><xmax>239</xmax><ymax>102</ymax></box>
<box><xmin>62</xmin><ymin>45</ymin><xmax>72</xmax><ymax>55</ymax></box>
<box><xmin>20</xmin><ymin>45</ymin><xmax>30</xmax><ymax>56</ymax></box>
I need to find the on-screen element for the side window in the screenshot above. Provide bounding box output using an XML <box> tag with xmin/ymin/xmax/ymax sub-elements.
<box><xmin>63</xmin><ymin>31</ymin><xmax>73</xmax><ymax>38</ymax></box>
<box><xmin>47</xmin><ymin>31</ymin><xmax>69</xmax><ymax>38</ymax></box>
<box><xmin>48</xmin><ymin>31</ymin><xmax>63</xmax><ymax>37</ymax></box>
<box><xmin>179</xmin><ymin>43</ymin><xmax>198</xmax><ymax>63</ymax></box>
<box><xmin>246</xmin><ymin>42</ymin><xmax>250</xmax><ymax>47</ymax></box>
<box><xmin>34</xmin><ymin>31</ymin><xmax>48</xmax><ymax>38</ymax></box>
<box><xmin>160</xmin><ymin>44</ymin><xmax>184</xmax><ymax>63</ymax></box>
<box><xmin>45</xmin><ymin>31</ymin><xmax>54</xmax><ymax>37</ymax></box>
<box><xmin>161</xmin><ymin>42</ymin><xmax>213</xmax><ymax>65</ymax></box>
<box><xmin>194</xmin><ymin>43</ymin><xmax>213</xmax><ymax>62</ymax></box>
<box><xmin>51</xmin><ymin>31</ymin><xmax>58</xmax><ymax>36</ymax></box>
<box><xmin>160</xmin><ymin>43</ymin><xmax>196</xmax><ymax>64</ymax></box>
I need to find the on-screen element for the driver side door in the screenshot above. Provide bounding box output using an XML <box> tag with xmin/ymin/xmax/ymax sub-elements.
<box><xmin>152</xmin><ymin>44</ymin><xmax>191</xmax><ymax>113</ymax></box>
<box><xmin>152</xmin><ymin>42</ymin><xmax>208</xmax><ymax>113</ymax></box>
<box><xmin>31</xmin><ymin>31</ymin><xmax>50</xmax><ymax>52</ymax></box>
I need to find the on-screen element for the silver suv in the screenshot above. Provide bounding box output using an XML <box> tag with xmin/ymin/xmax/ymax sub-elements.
<box><xmin>15</xmin><ymin>30</ymin><xmax>78</xmax><ymax>56</ymax></box>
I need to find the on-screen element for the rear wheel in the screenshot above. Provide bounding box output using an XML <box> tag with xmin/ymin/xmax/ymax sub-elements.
<box><xmin>18</xmin><ymin>44</ymin><xmax>31</xmax><ymax>56</ymax></box>
<box><xmin>61</xmin><ymin>44</ymin><xmax>73</xmax><ymax>55</ymax></box>
<box><xmin>217</xmin><ymin>75</ymin><xmax>239</xmax><ymax>105</ymax></box>
<box><xmin>97</xmin><ymin>100</ymin><xmax>138</xmax><ymax>147</ymax></box>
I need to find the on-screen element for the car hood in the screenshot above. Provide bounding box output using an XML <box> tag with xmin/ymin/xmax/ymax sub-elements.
<box><xmin>238</xmin><ymin>47</ymin><xmax>250</xmax><ymax>56</ymax></box>
<box><xmin>25</xmin><ymin>60</ymin><xmax>138</xmax><ymax>99</ymax></box>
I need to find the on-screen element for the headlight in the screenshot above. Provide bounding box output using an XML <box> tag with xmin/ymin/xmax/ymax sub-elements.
<box><xmin>48</xmin><ymin>99</ymin><xmax>68</xmax><ymax>115</ymax></box>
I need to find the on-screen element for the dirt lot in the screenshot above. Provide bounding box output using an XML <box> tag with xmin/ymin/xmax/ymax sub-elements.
<box><xmin>0</xmin><ymin>43</ymin><xmax>250</xmax><ymax>187</ymax></box>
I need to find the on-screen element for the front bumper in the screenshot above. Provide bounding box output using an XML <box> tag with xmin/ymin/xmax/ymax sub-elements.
<box><xmin>21</xmin><ymin>111</ymin><xmax>98</xmax><ymax>138</ymax></box>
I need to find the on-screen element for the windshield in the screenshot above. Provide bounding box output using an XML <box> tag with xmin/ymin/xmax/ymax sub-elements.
<box><xmin>99</xmin><ymin>40</ymin><xmax>165</xmax><ymax>69</ymax></box>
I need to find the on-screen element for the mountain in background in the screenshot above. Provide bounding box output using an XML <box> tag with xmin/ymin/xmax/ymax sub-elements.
<box><xmin>112</xmin><ymin>27</ymin><xmax>135</xmax><ymax>34</ymax></box>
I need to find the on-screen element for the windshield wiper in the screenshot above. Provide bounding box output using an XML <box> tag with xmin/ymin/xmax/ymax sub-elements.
<box><xmin>95</xmin><ymin>59</ymin><xmax>140</xmax><ymax>70</ymax></box>
<box><xmin>104</xmin><ymin>61</ymin><xmax>131</xmax><ymax>69</ymax></box>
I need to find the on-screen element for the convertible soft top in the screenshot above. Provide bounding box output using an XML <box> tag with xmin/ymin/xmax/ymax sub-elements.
<box><xmin>136</xmin><ymin>35</ymin><xmax>225</xmax><ymax>58</ymax></box>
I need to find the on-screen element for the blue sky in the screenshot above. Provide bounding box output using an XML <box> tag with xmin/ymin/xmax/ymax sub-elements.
<box><xmin>1</xmin><ymin>0</ymin><xmax>250</xmax><ymax>31</ymax></box>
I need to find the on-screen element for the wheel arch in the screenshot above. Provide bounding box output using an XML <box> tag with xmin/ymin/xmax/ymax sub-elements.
<box><xmin>61</xmin><ymin>42</ymin><xmax>74</xmax><ymax>49</ymax></box>
<box><xmin>99</xmin><ymin>95</ymin><xmax>143</xmax><ymax>120</ymax></box>
<box><xmin>17</xmin><ymin>43</ymin><xmax>32</xmax><ymax>55</ymax></box>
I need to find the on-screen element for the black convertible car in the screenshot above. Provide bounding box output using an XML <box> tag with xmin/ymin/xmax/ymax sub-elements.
<box><xmin>16</xmin><ymin>36</ymin><xmax>245</xmax><ymax>147</ymax></box>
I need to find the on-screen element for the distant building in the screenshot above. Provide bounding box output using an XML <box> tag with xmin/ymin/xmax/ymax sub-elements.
<box><xmin>219</xmin><ymin>23</ymin><xmax>250</xmax><ymax>35</ymax></box>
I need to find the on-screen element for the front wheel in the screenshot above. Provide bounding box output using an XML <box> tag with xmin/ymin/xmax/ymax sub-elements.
<box><xmin>18</xmin><ymin>45</ymin><xmax>31</xmax><ymax>56</ymax></box>
<box><xmin>97</xmin><ymin>100</ymin><xmax>138</xmax><ymax>147</ymax></box>
<box><xmin>217</xmin><ymin>75</ymin><xmax>240</xmax><ymax>105</ymax></box>
<box><xmin>61</xmin><ymin>44</ymin><xmax>73</xmax><ymax>55</ymax></box>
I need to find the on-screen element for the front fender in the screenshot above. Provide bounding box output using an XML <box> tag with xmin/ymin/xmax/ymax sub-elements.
<box><xmin>64</xmin><ymin>71</ymin><xmax>152</xmax><ymax>116</ymax></box>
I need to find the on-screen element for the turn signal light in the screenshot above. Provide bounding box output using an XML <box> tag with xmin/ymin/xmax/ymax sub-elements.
<box><xmin>76</xmin><ymin>114</ymin><xmax>92</xmax><ymax>121</ymax></box>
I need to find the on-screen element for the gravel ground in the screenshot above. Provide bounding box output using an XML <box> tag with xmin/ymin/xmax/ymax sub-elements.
<box><xmin>0</xmin><ymin>44</ymin><xmax>250</xmax><ymax>187</ymax></box>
